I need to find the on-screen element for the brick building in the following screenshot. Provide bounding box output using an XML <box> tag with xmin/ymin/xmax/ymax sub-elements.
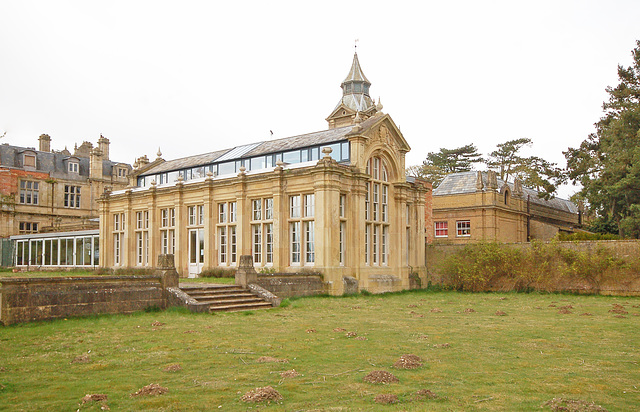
<box><xmin>0</xmin><ymin>135</ymin><xmax>131</xmax><ymax>238</ymax></box>
<box><xmin>431</xmin><ymin>171</ymin><xmax>580</xmax><ymax>243</ymax></box>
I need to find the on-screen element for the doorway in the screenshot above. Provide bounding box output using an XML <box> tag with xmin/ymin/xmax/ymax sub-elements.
<box><xmin>188</xmin><ymin>228</ymin><xmax>205</xmax><ymax>277</ymax></box>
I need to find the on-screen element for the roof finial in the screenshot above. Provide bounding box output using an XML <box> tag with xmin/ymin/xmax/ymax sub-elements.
<box><xmin>157</xmin><ymin>147</ymin><xmax>162</xmax><ymax>159</ymax></box>
<box><xmin>354</xmin><ymin>38</ymin><xmax>359</xmax><ymax>52</ymax></box>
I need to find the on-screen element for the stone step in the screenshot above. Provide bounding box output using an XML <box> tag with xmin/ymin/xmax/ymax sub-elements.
<box><xmin>181</xmin><ymin>289</ymin><xmax>246</xmax><ymax>296</ymax></box>
<box><xmin>178</xmin><ymin>283</ymin><xmax>274</xmax><ymax>313</ymax></box>
<box><xmin>209</xmin><ymin>301</ymin><xmax>274</xmax><ymax>312</ymax></box>
<box><xmin>189</xmin><ymin>293</ymin><xmax>257</xmax><ymax>301</ymax></box>
<box><xmin>205</xmin><ymin>297</ymin><xmax>267</xmax><ymax>306</ymax></box>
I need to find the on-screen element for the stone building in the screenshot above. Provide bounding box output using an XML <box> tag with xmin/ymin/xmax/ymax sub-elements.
<box><xmin>0</xmin><ymin>135</ymin><xmax>131</xmax><ymax>238</ymax></box>
<box><xmin>430</xmin><ymin>171</ymin><xmax>580</xmax><ymax>243</ymax></box>
<box><xmin>100</xmin><ymin>53</ymin><xmax>429</xmax><ymax>294</ymax></box>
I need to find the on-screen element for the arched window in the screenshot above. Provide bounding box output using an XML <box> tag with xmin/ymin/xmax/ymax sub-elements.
<box><xmin>365</xmin><ymin>156</ymin><xmax>389</xmax><ymax>266</ymax></box>
<box><xmin>504</xmin><ymin>189</ymin><xmax>509</xmax><ymax>205</ymax></box>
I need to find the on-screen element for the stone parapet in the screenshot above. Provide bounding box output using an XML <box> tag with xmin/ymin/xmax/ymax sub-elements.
<box><xmin>255</xmin><ymin>273</ymin><xmax>327</xmax><ymax>298</ymax></box>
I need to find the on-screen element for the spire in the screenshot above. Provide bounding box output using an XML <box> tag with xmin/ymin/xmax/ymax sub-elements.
<box><xmin>342</xmin><ymin>52</ymin><xmax>371</xmax><ymax>88</ymax></box>
<box><xmin>326</xmin><ymin>51</ymin><xmax>377</xmax><ymax>129</ymax></box>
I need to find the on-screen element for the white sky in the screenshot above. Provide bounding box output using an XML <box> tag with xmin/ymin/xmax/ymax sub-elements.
<box><xmin>1</xmin><ymin>1</ymin><xmax>639</xmax><ymax>198</ymax></box>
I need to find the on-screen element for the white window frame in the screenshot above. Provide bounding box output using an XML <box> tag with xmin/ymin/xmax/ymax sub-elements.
<box><xmin>435</xmin><ymin>221</ymin><xmax>449</xmax><ymax>238</ymax></box>
<box><xmin>456</xmin><ymin>220</ymin><xmax>471</xmax><ymax>237</ymax></box>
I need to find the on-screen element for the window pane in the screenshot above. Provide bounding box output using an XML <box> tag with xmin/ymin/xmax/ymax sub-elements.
<box><xmin>283</xmin><ymin>150</ymin><xmax>300</xmax><ymax>164</ymax></box>
<box><xmin>218</xmin><ymin>161</ymin><xmax>235</xmax><ymax>175</ymax></box>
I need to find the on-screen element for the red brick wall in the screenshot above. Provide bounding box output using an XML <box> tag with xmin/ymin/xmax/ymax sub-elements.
<box><xmin>423</xmin><ymin>181</ymin><xmax>434</xmax><ymax>244</ymax></box>
<box><xmin>0</xmin><ymin>168</ymin><xmax>50</xmax><ymax>196</ymax></box>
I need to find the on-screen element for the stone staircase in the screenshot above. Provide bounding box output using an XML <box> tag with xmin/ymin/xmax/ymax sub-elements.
<box><xmin>178</xmin><ymin>283</ymin><xmax>274</xmax><ymax>312</ymax></box>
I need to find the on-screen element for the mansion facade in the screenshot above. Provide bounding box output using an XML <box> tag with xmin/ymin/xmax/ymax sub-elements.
<box><xmin>0</xmin><ymin>135</ymin><xmax>131</xmax><ymax>238</ymax></box>
<box><xmin>100</xmin><ymin>53</ymin><xmax>428</xmax><ymax>294</ymax></box>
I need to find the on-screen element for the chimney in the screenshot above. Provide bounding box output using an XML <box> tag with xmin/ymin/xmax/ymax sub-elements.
<box><xmin>90</xmin><ymin>147</ymin><xmax>104</xmax><ymax>179</ymax></box>
<box><xmin>39</xmin><ymin>134</ymin><xmax>51</xmax><ymax>152</ymax></box>
<box><xmin>98</xmin><ymin>135</ymin><xmax>110</xmax><ymax>161</ymax></box>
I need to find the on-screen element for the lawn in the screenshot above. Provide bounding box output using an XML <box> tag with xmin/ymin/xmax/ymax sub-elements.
<box><xmin>0</xmin><ymin>290</ymin><xmax>638</xmax><ymax>411</ymax></box>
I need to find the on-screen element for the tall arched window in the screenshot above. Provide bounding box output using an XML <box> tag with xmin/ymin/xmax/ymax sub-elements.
<box><xmin>365</xmin><ymin>156</ymin><xmax>389</xmax><ymax>266</ymax></box>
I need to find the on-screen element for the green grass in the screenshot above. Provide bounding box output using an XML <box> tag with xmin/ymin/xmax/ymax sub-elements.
<box><xmin>0</xmin><ymin>291</ymin><xmax>638</xmax><ymax>410</ymax></box>
<box><xmin>0</xmin><ymin>270</ymin><xmax>97</xmax><ymax>278</ymax></box>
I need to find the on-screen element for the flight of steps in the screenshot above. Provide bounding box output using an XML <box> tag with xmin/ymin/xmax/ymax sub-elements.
<box><xmin>179</xmin><ymin>284</ymin><xmax>274</xmax><ymax>312</ymax></box>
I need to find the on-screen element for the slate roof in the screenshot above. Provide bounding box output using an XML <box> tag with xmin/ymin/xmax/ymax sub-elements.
<box><xmin>139</xmin><ymin>117</ymin><xmax>383</xmax><ymax>177</ymax></box>
<box><xmin>434</xmin><ymin>171</ymin><xmax>578</xmax><ymax>214</ymax></box>
<box><xmin>0</xmin><ymin>143</ymin><xmax>128</xmax><ymax>181</ymax></box>
<box><xmin>140</xmin><ymin>149</ymin><xmax>229</xmax><ymax>175</ymax></box>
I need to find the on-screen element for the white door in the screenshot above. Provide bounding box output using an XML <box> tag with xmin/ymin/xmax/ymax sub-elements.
<box><xmin>188</xmin><ymin>228</ymin><xmax>205</xmax><ymax>277</ymax></box>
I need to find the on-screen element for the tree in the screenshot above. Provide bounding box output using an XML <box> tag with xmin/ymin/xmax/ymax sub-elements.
<box><xmin>564</xmin><ymin>40</ymin><xmax>640</xmax><ymax>237</ymax></box>
<box><xmin>407</xmin><ymin>144</ymin><xmax>483</xmax><ymax>186</ymax></box>
<box><xmin>486</xmin><ymin>138</ymin><xmax>564</xmax><ymax>199</ymax></box>
<box><xmin>486</xmin><ymin>138</ymin><xmax>532</xmax><ymax>182</ymax></box>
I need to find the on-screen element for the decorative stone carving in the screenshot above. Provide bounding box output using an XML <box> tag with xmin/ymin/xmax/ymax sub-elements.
<box><xmin>513</xmin><ymin>178</ymin><xmax>523</xmax><ymax>196</ymax></box>
<box><xmin>487</xmin><ymin>170</ymin><xmax>498</xmax><ymax>190</ymax></box>
<box><xmin>476</xmin><ymin>171</ymin><xmax>484</xmax><ymax>191</ymax></box>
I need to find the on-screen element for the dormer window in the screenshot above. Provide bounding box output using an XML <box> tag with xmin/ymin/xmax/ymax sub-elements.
<box><xmin>24</xmin><ymin>154</ymin><xmax>36</xmax><ymax>168</ymax></box>
<box><xmin>68</xmin><ymin>162</ymin><xmax>79</xmax><ymax>173</ymax></box>
<box><xmin>117</xmin><ymin>168</ymin><xmax>127</xmax><ymax>177</ymax></box>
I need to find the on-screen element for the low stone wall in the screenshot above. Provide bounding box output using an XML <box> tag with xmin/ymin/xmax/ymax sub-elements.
<box><xmin>255</xmin><ymin>273</ymin><xmax>327</xmax><ymax>298</ymax></box>
<box><xmin>367</xmin><ymin>274</ymin><xmax>402</xmax><ymax>294</ymax></box>
<box><xmin>0</xmin><ymin>275</ymin><xmax>173</xmax><ymax>325</ymax></box>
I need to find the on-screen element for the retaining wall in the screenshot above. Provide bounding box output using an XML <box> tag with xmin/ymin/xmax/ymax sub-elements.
<box><xmin>0</xmin><ymin>272</ymin><xmax>178</xmax><ymax>326</ymax></box>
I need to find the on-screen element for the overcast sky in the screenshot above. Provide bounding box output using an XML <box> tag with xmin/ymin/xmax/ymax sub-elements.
<box><xmin>1</xmin><ymin>1</ymin><xmax>639</xmax><ymax>198</ymax></box>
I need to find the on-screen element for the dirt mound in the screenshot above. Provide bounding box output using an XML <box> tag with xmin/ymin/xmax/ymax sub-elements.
<box><xmin>464</xmin><ymin>308</ymin><xmax>476</xmax><ymax>313</ymax></box>
<box><xmin>81</xmin><ymin>394</ymin><xmax>107</xmax><ymax>403</ymax></box>
<box><xmin>415</xmin><ymin>389</ymin><xmax>439</xmax><ymax>400</ymax></box>
<box><xmin>241</xmin><ymin>386</ymin><xmax>283</xmax><ymax>403</ymax></box>
<box><xmin>183</xmin><ymin>330</ymin><xmax>199</xmax><ymax>334</ymax></box>
<box><xmin>559</xmin><ymin>305</ymin><xmax>574</xmax><ymax>310</ymax></box>
<box><xmin>306</xmin><ymin>328</ymin><xmax>316</xmax><ymax>333</ymax></box>
<box><xmin>580</xmin><ymin>313</ymin><xmax>593</xmax><ymax>316</ymax></box>
<box><xmin>407</xmin><ymin>304</ymin><xmax>418</xmax><ymax>308</ymax></box>
<box><xmin>609</xmin><ymin>308</ymin><xmax>628</xmax><ymax>314</ymax></box>
<box><xmin>613</xmin><ymin>315</ymin><xmax>626</xmax><ymax>318</ymax></box>
<box><xmin>71</xmin><ymin>354</ymin><xmax>91</xmax><ymax>364</ymax></box>
<box><xmin>131</xmin><ymin>383</ymin><xmax>168</xmax><ymax>397</ymax></box>
<box><xmin>495</xmin><ymin>310</ymin><xmax>507</xmax><ymax>316</ymax></box>
<box><xmin>355</xmin><ymin>336</ymin><xmax>368</xmax><ymax>341</ymax></box>
<box><xmin>558</xmin><ymin>308</ymin><xmax>572</xmax><ymax>314</ymax></box>
<box><xmin>363</xmin><ymin>370</ymin><xmax>399</xmax><ymax>384</ymax></box>
<box><xmin>549</xmin><ymin>304</ymin><xmax>557</xmax><ymax>308</ymax></box>
<box><xmin>393</xmin><ymin>354</ymin><xmax>423</xmax><ymax>369</ymax></box>
<box><xmin>345</xmin><ymin>331</ymin><xmax>358</xmax><ymax>338</ymax></box>
<box><xmin>409</xmin><ymin>311</ymin><xmax>424</xmax><ymax>317</ymax></box>
<box><xmin>433</xmin><ymin>343</ymin><xmax>451</xmax><ymax>349</ymax></box>
<box><xmin>333</xmin><ymin>327</ymin><xmax>346</xmax><ymax>332</ymax></box>
<box><xmin>280</xmin><ymin>369</ymin><xmax>301</xmax><ymax>378</ymax></box>
<box><xmin>151</xmin><ymin>321</ymin><xmax>165</xmax><ymax>327</ymax></box>
<box><xmin>257</xmin><ymin>356</ymin><xmax>288</xmax><ymax>363</ymax></box>
<box><xmin>543</xmin><ymin>397</ymin><xmax>608</xmax><ymax>411</ymax></box>
<box><xmin>374</xmin><ymin>393</ymin><xmax>398</xmax><ymax>404</ymax></box>
<box><xmin>163</xmin><ymin>364</ymin><xmax>182</xmax><ymax>372</ymax></box>
<box><xmin>430</xmin><ymin>308</ymin><xmax>442</xmax><ymax>313</ymax></box>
